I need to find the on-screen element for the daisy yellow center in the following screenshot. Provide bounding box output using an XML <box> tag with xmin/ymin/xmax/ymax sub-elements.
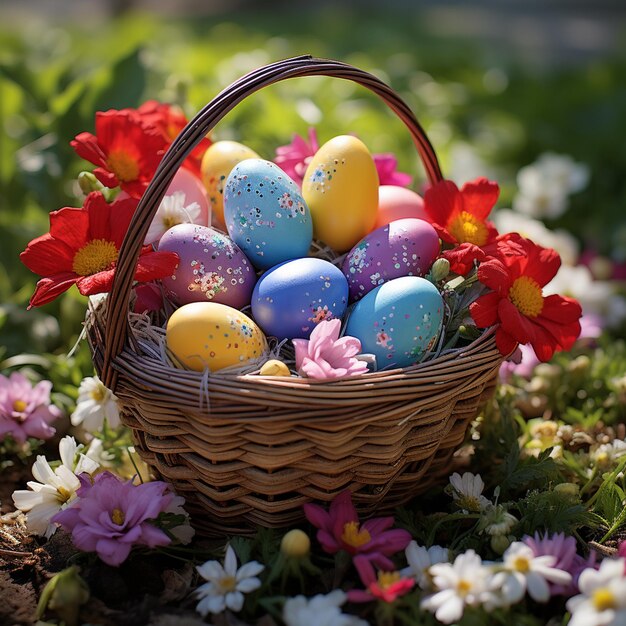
<box><xmin>90</xmin><ymin>384</ymin><xmax>106</xmax><ymax>403</ymax></box>
<box><xmin>457</xmin><ymin>579</ymin><xmax>472</xmax><ymax>596</ymax></box>
<box><xmin>595</xmin><ymin>452</ymin><xmax>610</xmax><ymax>466</ymax></box>
<box><xmin>377</xmin><ymin>571</ymin><xmax>401</xmax><ymax>590</ymax></box>
<box><xmin>448</xmin><ymin>211</ymin><xmax>489</xmax><ymax>246</ymax></box>
<box><xmin>56</xmin><ymin>486</ymin><xmax>72</xmax><ymax>503</ymax></box>
<box><xmin>111</xmin><ymin>508</ymin><xmax>125</xmax><ymax>525</ymax></box>
<box><xmin>592</xmin><ymin>588</ymin><xmax>616</xmax><ymax>611</ymax></box>
<box><xmin>107</xmin><ymin>149</ymin><xmax>140</xmax><ymax>183</ymax></box>
<box><xmin>456</xmin><ymin>495</ymin><xmax>482</xmax><ymax>512</ymax></box>
<box><xmin>217</xmin><ymin>575</ymin><xmax>237</xmax><ymax>593</ymax></box>
<box><xmin>341</xmin><ymin>521</ymin><xmax>371</xmax><ymax>548</ymax></box>
<box><xmin>12</xmin><ymin>400</ymin><xmax>27</xmax><ymax>412</ymax></box>
<box><xmin>509</xmin><ymin>276</ymin><xmax>544</xmax><ymax>318</ymax></box>
<box><xmin>72</xmin><ymin>239</ymin><xmax>118</xmax><ymax>277</ymax></box>
<box><xmin>162</xmin><ymin>215</ymin><xmax>182</xmax><ymax>230</ymax></box>
<box><xmin>513</xmin><ymin>556</ymin><xmax>530</xmax><ymax>573</ymax></box>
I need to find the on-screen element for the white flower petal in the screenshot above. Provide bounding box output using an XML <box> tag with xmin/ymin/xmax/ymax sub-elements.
<box><xmin>236</xmin><ymin>577</ymin><xmax>261</xmax><ymax>594</ymax></box>
<box><xmin>196</xmin><ymin>560</ymin><xmax>225</xmax><ymax>582</ymax></box>
<box><xmin>58</xmin><ymin>435</ymin><xmax>78</xmax><ymax>469</ymax></box>
<box><xmin>223</xmin><ymin>545</ymin><xmax>238</xmax><ymax>576</ymax></box>
<box><xmin>236</xmin><ymin>560</ymin><xmax>264</xmax><ymax>580</ymax></box>
<box><xmin>225</xmin><ymin>590</ymin><xmax>244</xmax><ymax>612</ymax></box>
<box><xmin>31</xmin><ymin>456</ymin><xmax>57</xmax><ymax>486</ymax></box>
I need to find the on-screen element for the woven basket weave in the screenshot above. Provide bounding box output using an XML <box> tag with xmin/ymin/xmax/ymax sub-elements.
<box><xmin>88</xmin><ymin>55</ymin><xmax>504</xmax><ymax>536</ymax></box>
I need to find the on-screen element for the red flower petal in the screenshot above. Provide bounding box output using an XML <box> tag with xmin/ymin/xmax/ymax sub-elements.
<box><xmin>20</xmin><ymin>234</ymin><xmax>75</xmax><ymax>276</ymax></box>
<box><xmin>134</xmin><ymin>250</ymin><xmax>179</xmax><ymax>282</ymax></box>
<box><xmin>541</xmin><ymin>294</ymin><xmax>583</xmax><ymax>324</ymax></box>
<box><xmin>477</xmin><ymin>258</ymin><xmax>512</xmax><ymax>294</ymax></box>
<box><xmin>83</xmin><ymin>192</ymin><xmax>113</xmax><ymax>241</ymax></box>
<box><xmin>498</xmin><ymin>298</ymin><xmax>539</xmax><ymax>346</ymax></box>
<box><xmin>71</xmin><ymin>132</ymin><xmax>107</xmax><ymax>168</ymax></box>
<box><xmin>76</xmin><ymin>268</ymin><xmax>116</xmax><ymax>295</ymax></box>
<box><xmin>424</xmin><ymin>180</ymin><xmax>461</xmax><ymax>228</ymax></box>
<box><xmin>28</xmin><ymin>274</ymin><xmax>78</xmax><ymax>308</ymax></box>
<box><xmin>49</xmin><ymin>207</ymin><xmax>90</xmax><ymax>252</ymax></box>
<box><xmin>470</xmin><ymin>292</ymin><xmax>501</xmax><ymax>328</ymax></box>
<box><xmin>495</xmin><ymin>327</ymin><xmax>518</xmax><ymax>357</ymax></box>
<box><xmin>460</xmin><ymin>177</ymin><xmax>500</xmax><ymax>221</ymax></box>
<box><xmin>109</xmin><ymin>196</ymin><xmax>139</xmax><ymax>247</ymax></box>
<box><xmin>443</xmin><ymin>243</ymin><xmax>486</xmax><ymax>275</ymax></box>
<box><xmin>93</xmin><ymin>167</ymin><xmax>120</xmax><ymax>189</ymax></box>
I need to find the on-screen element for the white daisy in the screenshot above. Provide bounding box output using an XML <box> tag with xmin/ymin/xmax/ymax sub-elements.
<box><xmin>145</xmin><ymin>191</ymin><xmax>201</xmax><ymax>244</ymax></box>
<box><xmin>449</xmin><ymin>472</ymin><xmax>491</xmax><ymax>512</ymax></box>
<box><xmin>70</xmin><ymin>375</ymin><xmax>120</xmax><ymax>433</ymax></box>
<box><xmin>283</xmin><ymin>590</ymin><xmax>368</xmax><ymax>626</ymax></box>
<box><xmin>12</xmin><ymin>435</ymin><xmax>99</xmax><ymax>537</ymax></box>
<box><xmin>421</xmin><ymin>549</ymin><xmax>496</xmax><ymax>624</ymax></box>
<box><xmin>403</xmin><ymin>541</ymin><xmax>450</xmax><ymax>590</ymax></box>
<box><xmin>491</xmin><ymin>541</ymin><xmax>572</xmax><ymax>605</ymax></box>
<box><xmin>195</xmin><ymin>545</ymin><xmax>264</xmax><ymax>616</ymax></box>
<box><xmin>591</xmin><ymin>440</ymin><xmax>626</xmax><ymax>469</ymax></box>
<box><xmin>566</xmin><ymin>558</ymin><xmax>626</xmax><ymax>626</ymax></box>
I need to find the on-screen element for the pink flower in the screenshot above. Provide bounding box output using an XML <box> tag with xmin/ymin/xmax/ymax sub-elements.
<box><xmin>303</xmin><ymin>489</ymin><xmax>412</xmax><ymax>570</ymax></box>
<box><xmin>0</xmin><ymin>372</ymin><xmax>61</xmax><ymax>443</ymax></box>
<box><xmin>293</xmin><ymin>319</ymin><xmax>369</xmax><ymax>380</ymax></box>
<box><xmin>274</xmin><ymin>128</ymin><xmax>319</xmax><ymax>185</ymax></box>
<box><xmin>373</xmin><ymin>153</ymin><xmax>412</xmax><ymax>187</ymax></box>
<box><xmin>347</xmin><ymin>557</ymin><xmax>415</xmax><ymax>603</ymax></box>
<box><xmin>523</xmin><ymin>533</ymin><xmax>598</xmax><ymax>596</ymax></box>
<box><xmin>52</xmin><ymin>471</ymin><xmax>176</xmax><ymax>567</ymax></box>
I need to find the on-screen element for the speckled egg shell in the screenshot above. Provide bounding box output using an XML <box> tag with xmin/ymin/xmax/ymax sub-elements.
<box><xmin>342</xmin><ymin>218</ymin><xmax>440</xmax><ymax>302</ymax></box>
<box><xmin>251</xmin><ymin>257</ymin><xmax>349</xmax><ymax>339</ymax></box>
<box><xmin>158</xmin><ymin>223</ymin><xmax>256</xmax><ymax>308</ymax></box>
<box><xmin>166</xmin><ymin>302</ymin><xmax>267</xmax><ymax>372</ymax></box>
<box><xmin>345</xmin><ymin>276</ymin><xmax>444</xmax><ymax>369</ymax></box>
<box><xmin>223</xmin><ymin>159</ymin><xmax>313</xmax><ymax>270</ymax></box>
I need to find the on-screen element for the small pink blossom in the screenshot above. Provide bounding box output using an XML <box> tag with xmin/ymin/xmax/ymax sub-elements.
<box><xmin>52</xmin><ymin>471</ymin><xmax>180</xmax><ymax>566</ymax></box>
<box><xmin>0</xmin><ymin>372</ymin><xmax>60</xmax><ymax>443</ymax></box>
<box><xmin>274</xmin><ymin>128</ymin><xmax>319</xmax><ymax>185</ymax></box>
<box><xmin>347</xmin><ymin>557</ymin><xmax>415</xmax><ymax>603</ymax></box>
<box><xmin>303</xmin><ymin>489</ymin><xmax>411</xmax><ymax>570</ymax></box>
<box><xmin>373</xmin><ymin>153</ymin><xmax>412</xmax><ymax>187</ymax></box>
<box><xmin>293</xmin><ymin>319</ymin><xmax>369</xmax><ymax>380</ymax></box>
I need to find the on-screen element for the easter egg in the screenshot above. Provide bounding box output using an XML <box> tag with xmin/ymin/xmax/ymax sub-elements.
<box><xmin>167</xmin><ymin>168</ymin><xmax>212</xmax><ymax>228</ymax></box>
<box><xmin>223</xmin><ymin>159</ymin><xmax>313</xmax><ymax>270</ymax></box>
<box><xmin>200</xmin><ymin>140</ymin><xmax>260</xmax><ymax>229</ymax></box>
<box><xmin>345</xmin><ymin>276</ymin><xmax>444</xmax><ymax>369</ymax></box>
<box><xmin>251</xmin><ymin>257</ymin><xmax>349</xmax><ymax>339</ymax></box>
<box><xmin>374</xmin><ymin>186</ymin><xmax>427</xmax><ymax>230</ymax></box>
<box><xmin>302</xmin><ymin>135</ymin><xmax>379</xmax><ymax>252</ymax></box>
<box><xmin>158</xmin><ymin>224</ymin><xmax>256</xmax><ymax>308</ymax></box>
<box><xmin>342</xmin><ymin>218</ymin><xmax>440</xmax><ymax>302</ymax></box>
<box><xmin>166</xmin><ymin>302</ymin><xmax>267</xmax><ymax>372</ymax></box>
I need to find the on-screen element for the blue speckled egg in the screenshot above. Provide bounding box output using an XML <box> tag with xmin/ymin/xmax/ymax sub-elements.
<box><xmin>345</xmin><ymin>276</ymin><xmax>444</xmax><ymax>369</ymax></box>
<box><xmin>223</xmin><ymin>159</ymin><xmax>313</xmax><ymax>270</ymax></box>
<box><xmin>251</xmin><ymin>257</ymin><xmax>349</xmax><ymax>339</ymax></box>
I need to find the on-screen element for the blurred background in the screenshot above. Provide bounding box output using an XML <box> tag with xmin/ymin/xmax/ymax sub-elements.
<box><xmin>1</xmin><ymin>0</ymin><xmax>625</xmax><ymax>375</ymax></box>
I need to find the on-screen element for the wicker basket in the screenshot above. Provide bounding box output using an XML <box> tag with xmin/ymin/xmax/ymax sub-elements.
<box><xmin>88</xmin><ymin>56</ymin><xmax>504</xmax><ymax>536</ymax></box>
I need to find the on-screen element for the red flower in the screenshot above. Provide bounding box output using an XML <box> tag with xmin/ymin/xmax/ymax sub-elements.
<box><xmin>347</xmin><ymin>558</ymin><xmax>415</xmax><ymax>603</ymax></box>
<box><xmin>443</xmin><ymin>232</ymin><xmax>526</xmax><ymax>275</ymax></box>
<box><xmin>71</xmin><ymin>109</ymin><xmax>167</xmax><ymax>198</ymax></box>
<box><xmin>20</xmin><ymin>192</ymin><xmax>179</xmax><ymax>308</ymax></box>
<box><xmin>303</xmin><ymin>489</ymin><xmax>411</xmax><ymax>570</ymax></box>
<box><xmin>137</xmin><ymin>100</ymin><xmax>212</xmax><ymax>177</ymax></box>
<box><xmin>469</xmin><ymin>237</ymin><xmax>582</xmax><ymax>361</ymax></box>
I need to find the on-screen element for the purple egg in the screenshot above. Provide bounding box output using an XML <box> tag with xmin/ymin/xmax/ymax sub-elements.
<box><xmin>158</xmin><ymin>224</ymin><xmax>256</xmax><ymax>308</ymax></box>
<box><xmin>342</xmin><ymin>218</ymin><xmax>440</xmax><ymax>302</ymax></box>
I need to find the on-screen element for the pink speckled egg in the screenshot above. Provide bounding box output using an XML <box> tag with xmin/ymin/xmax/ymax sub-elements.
<box><xmin>342</xmin><ymin>218</ymin><xmax>440</xmax><ymax>302</ymax></box>
<box><xmin>167</xmin><ymin>168</ymin><xmax>212</xmax><ymax>227</ymax></box>
<box><xmin>158</xmin><ymin>224</ymin><xmax>256</xmax><ymax>308</ymax></box>
<box><xmin>373</xmin><ymin>185</ymin><xmax>427</xmax><ymax>230</ymax></box>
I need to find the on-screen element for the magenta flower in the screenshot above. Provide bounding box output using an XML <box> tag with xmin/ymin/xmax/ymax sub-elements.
<box><xmin>348</xmin><ymin>557</ymin><xmax>415</xmax><ymax>603</ymax></box>
<box><xmin>293</xmin><ymin>319</ymin><xmax>369</xmax><ymax>380</ymax></box>
<box><xmin>274</xmin><ymin>128</ymin><xmax>319</xmax><ymax>185</ymax></box>
<box><xmin>303</xmin><ymin>489</ymin><xmax>411</xmax><ymax>570</ymax></box>
<box><xmin>0</xmin><ymin>371</ymin><xmax>60</xmax><ymax>443</ymax></box>
<box><xmin>373</xmin><ymin>153</ymin><xmax>412</xmax><ymax>187</ymax></box>
<box><xmin>52</xmin><ymin>471</ymin><xmax>175</xmax><ymax>566</ymax></box>
<box><xmin>523</xmin><ymin>532</ymin><xmax>598</xmax><ymax>596</ymax></box>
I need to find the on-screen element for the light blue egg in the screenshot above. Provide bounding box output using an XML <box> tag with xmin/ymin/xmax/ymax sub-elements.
<box><xmin>345</xmin><ymin>276</ymin><xmax>444</xmax><ymax>369</ymax></box>
<box><xmin>252</xmin><ymin>258</ymin><xmax>349</xmax><ymax>339</ymax></box>
<box><xmin>223</xmin><ymin>159</ymin><xmax>313</xmax><ymax>270</ymax></box>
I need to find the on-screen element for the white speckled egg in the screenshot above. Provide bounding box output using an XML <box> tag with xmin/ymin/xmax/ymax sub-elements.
<box><xmin>223</xmin><ymin>159</ymin><xmax>313</xmax><ymax>270</ymax></box>
<box><xmin>345</xmin><ymin>276</ymin><xmax>444</xmax><ymax>369</ymax></box>
<box><xmin>158</xmin><ymin>224</ymin><xmax>256</xmax><ymax>308</ymax></box>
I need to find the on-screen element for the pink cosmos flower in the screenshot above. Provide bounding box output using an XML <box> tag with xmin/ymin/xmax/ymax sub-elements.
<box><xmin>523</xmin><ymin>532</ymin><xmax>598</xmax><ymax>596</ymax></box>
<box><xmin>52</xmin><ymin>471</ymin><xmax>176</xmax><ymax>567</ymax></box>
<box><xmin>347</xmin><ymin>557</ymin><xmax>415</xmax><ymax>603</ymax></box>
<box><xmin>303</xmin><ymin>489</ymin><xmax>412</xmax><ymax>570</ymax></box>
<box><xmin>293</xmin><ymin>319</ymin><xmax>369</xmax><ymax>380</ymax></box>
<box><xmin>0</xmin><ymin>372</ymin><xmax>61</xmax><ymax>443</ymax></box>
<box><xmin>372</xmin><ymin>153</ymin><xmax>412</xmax><ymax>187</ymax></box>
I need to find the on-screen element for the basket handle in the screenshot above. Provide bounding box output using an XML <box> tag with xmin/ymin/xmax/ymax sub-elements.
<box><xmin>101</xmin><ymin>55</ymin><xmax>444</xmax><ymax>389</ymax></box>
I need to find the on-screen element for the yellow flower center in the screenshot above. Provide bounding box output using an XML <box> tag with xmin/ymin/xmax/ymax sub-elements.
<box><xmin>13</xmin><ymin>400</ymin><xmax>28</xmax><ymax>412</ymax></box>
<box><xmin>111</xmin><ymin>508</ymin><xmax>125</xmax><ymax>525</ymax></box>
<box><xmin>377</xmin><ymin>571</ymin><xmax>401</xmax><ymax>590</ymax></box>
<box><xmin>72</xmin><ymin>239</ymin><xmax>118</xmax><ymax>276</ymax></box>
<box><xmin>107</xmin><ymin>149</ymin><xmax>140</xmax><ymax>183</ymax></box>
<box><xmin>90</xmin><ymin>384</ymin><xmax>106</xmax><ymax>403</ymax></box>
<box><xmin>57</xmin><ymin>486</ymin><xmax>73</xmax><ymax>504</ymax></box>
<box><xmin>595</xmin><ymin>452</ymin><xmax>610</xmax><ymax>467</ymax></box>
<box><xmin>448</xmin><ymin>211</ymin><xmax>489</xmax><ymax>246</ymax></box>
<box><xmin>513</xmin><ymin>556</ymin><xmax>530</xmax><ymax>573</ymax></box>
<box><xmin>341</xmin><ymin>521</ymin><xmax>371</xmax><ymax>548</ymax></box>
<box><xmin>592</xmin><ymin>588</ymin><xmax>616</xmax><ymax>611</ymax></box>
<box><xmin>217</xmin><ymin>575</ymin><xmax>237</xmax><ymax>593</ymax></box>
<box><xmin>457</xmin><ymin>579</ymin><xmax>472</xmax><ymax>596</ymax></box>
<box><xmin>162</xmin><ymin>215</ymin><xmax>181</xmax><ymax>230</ymax></box>
<box><xmin>509</xmin><ymin>276</ymin><xmax>544</xmax><ymax>318</ymax></box>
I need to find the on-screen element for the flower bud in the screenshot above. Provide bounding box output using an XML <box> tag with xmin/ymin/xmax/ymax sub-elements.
<box><xmin>77</xmin><ymin>171</ymin><xmax>102</xmax><ymax>195</ymax></box>
<box><xmin>37</xmin><ymin>566</ymin><xmax>89</xmax><ymax>626</ymax></box>
<box><xmin>280</xmin><ymin>529</ymin><xmax>311</xmax><ymax>559</ymax></box>
<box><xmin>490</xmin><ymin>533</ymin><xmax>511</xmax><ymax>555</ymax></box>
<box><xmin>429</xmin><ymin>258</ymin><xmax>450</xmax><ymax>283</ymax></box>
<box><xmin>554</xmin><ymin>482</ymin><xmax>580</xmax><ymax>499</ymax></box>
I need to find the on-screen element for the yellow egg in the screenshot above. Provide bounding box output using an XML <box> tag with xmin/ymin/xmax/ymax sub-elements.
<box><xmin>259</xmin><ymin>359</ymin><xmax>291</xmax><ymax>376</ymax></box>
<box><xmin>200</xmin><ymin>141</ymin><xmax>259</xmax><ymax>229</ymax></box>
<box><xmin>302</xmin><ymin>135</ymin><xmax>379</xmax><ymax>252</ymax></box>
<box><xmin>166</xmin><ymin>302</ymin><xmax>267</xmax><ymax>372</ymax></box>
